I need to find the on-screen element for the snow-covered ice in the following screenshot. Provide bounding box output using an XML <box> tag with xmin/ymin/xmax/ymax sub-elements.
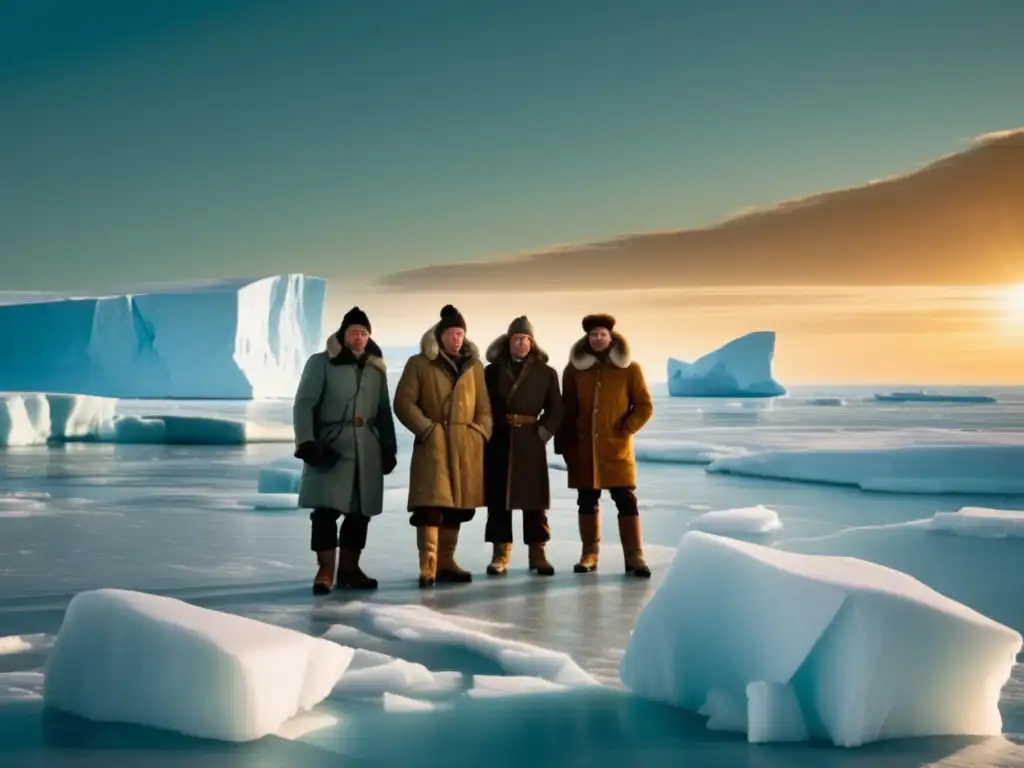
<box><xmin>1</xmin><ymin>393</ymin><xmax>292</xmax><ymax>447</ymax></box>
<box><xmin>619</xmin><ymin>531</ymin><xmax>1022</xmax><ymax>747</ymax></box>
<box><xmin>466</xmin><ymin>675</ymin><xmax>569</xmax><ymax>698</ymax></box>
<box><xmin>687</xmin><ymin>505</ymin><xmax>783</xmax><ymax>535</ymax></box>
<box><xmin>707</xmin><ymin>444</ymin><xmax>1024</xmax><ymax>495</ymax></box>
<box><xmin>333</xmin><ymin>658</ymin><xmax>463</xmax><ymax>697</ymax></box>
<box><xmin>0</xmin><ymin>393</ymin><xmax>117</xmax><ymax>447</ymax></box>
<box><xmin>667</xmin><ymin>331</ymin><xmax>786</xmax><ymax>398</ymax></box>
<box><xmin>325</xmin><ymin>603</ymin><xmax>599</xmax><ymax>687</ymax></box>
<box><xmin>0</xmin><ymin>275</ymin><xmax>325</xmax><ymax>399</ymax></box>
<box><xmin>929</xmin><ymin>507</ymin><xmax>1024</xmax><ymax>538</ymax></box>
<box><xmin>43</xmin><ymin>589</ymin><xmax>354</xmax><ymax>741</ymax></box>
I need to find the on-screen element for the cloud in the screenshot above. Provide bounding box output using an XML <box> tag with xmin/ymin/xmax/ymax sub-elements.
<box><xmin>377</xmin><ymin>130</ymin><xmax>1024</xmax><ymax>292</ymax></box>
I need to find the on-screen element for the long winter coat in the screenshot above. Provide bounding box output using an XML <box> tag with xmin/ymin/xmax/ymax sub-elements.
<box><xmin>483</xmin><ymin>337</ymin><xmax>563</xmax><ymax>512</ymax></box>
<box><xmin>554</xmin><ymin>332</ymin><xmax>653</xmax><ymax>490</ymax></box>
<box><xmin>293</xmin><ymin>337</ymin><xmax>397</xmax><ymax>516</ymax></box>
<box><xmin>393</xmin><ymin>326</ymin><xmax>493</xmax><ymax>511</ymax></box>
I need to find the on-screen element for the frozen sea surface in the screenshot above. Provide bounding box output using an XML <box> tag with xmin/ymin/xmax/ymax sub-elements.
<box><xmin>0</xmin><ymin>386</ymin><xmax>1022</xmax><ymax>767</ymax></box>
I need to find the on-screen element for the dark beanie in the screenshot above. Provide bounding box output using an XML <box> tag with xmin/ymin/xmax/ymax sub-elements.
<box><xmin>582</xmin><ymin>313</ymin><xmax>615</xmax><ymax>333</ymax></box>
<box><xmin>338</xmin><ymin>306</ymin><xmax>371</xmax><ymax>336</ymax></box>
<box><xmin>437</xmin><ymin>304</ymin><xmax>467</xmax><ymax>333</ymax></box>
<box><xmin>507</xmin><ymin>315</ymin><xmax>534</xmax><ymax>338</ymax></box>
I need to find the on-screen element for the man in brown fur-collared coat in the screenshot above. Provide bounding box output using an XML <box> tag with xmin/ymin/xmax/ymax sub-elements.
<box><xmin>554</xmin><ymin>313</ymin><xmax>654</xmax><ymax>578</ymax></box>
<box><xmin>483</xmin><ymin>316</ymin><xmax>563</xmax><ymax>577</ymax></box>
<box><xmin>393</xmin><ymin>304</ymin><xmax>493</xmax><ymax>588</ymax></box>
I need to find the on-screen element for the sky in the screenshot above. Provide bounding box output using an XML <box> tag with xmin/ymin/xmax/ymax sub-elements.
<box><xmin>3</xmin><ymin>0</ymin><xmax>1023</xmax><ymax>384</ymax></box>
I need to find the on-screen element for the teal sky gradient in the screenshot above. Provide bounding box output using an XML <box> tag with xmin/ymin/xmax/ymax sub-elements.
<box><xmin>3</xmin><ymin>0</ymin><xmax>1024</xmax><ymax>291</ymax></box>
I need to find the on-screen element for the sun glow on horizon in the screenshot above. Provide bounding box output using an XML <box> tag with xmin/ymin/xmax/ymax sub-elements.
<box><xmin>1000</xmin><ymin>283</ymin><xmax>1024</xmax><ymax>325</ymax></box>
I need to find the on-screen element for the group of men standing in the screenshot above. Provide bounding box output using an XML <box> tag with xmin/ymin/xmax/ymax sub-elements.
<box><xmin>292</xmin><ymin>303</ymin><xmax>654</xmax><ymax>595</ymax></box>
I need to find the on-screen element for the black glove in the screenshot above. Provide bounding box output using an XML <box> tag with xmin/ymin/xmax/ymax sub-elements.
<box><xmin>295</xmin><ymin>440</ymin><xmax>341</xmax><ymax>468</ymax></box>
<box><xmin>382</xmin><ymin>450</ymin><xmax>398</xmax><ymax>476</ymax></box>
<box><xmin>294</xmin><ymin>440</ymin><xmax>320</xmax><ymax>465</ymax></box>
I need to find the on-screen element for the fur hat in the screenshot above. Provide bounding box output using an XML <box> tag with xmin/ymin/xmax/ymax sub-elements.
<box><xmin>582</xmin><ymin>313</ymin><xmax>615</xmax><ymax>333</ymax></box>
<box><xmin>506</xmin><ymin>315</ymin><xmax>534</xmax><ymax>338</ymax></box>
<box><xmin>338</xmin><ymin>306</ymin><xmax>371</xmax><ymax>336</ymax></box>
<box><xmin>437</xmin><ymin>304</ymin><xmax>467</xmax><ymax>333</ymax></box>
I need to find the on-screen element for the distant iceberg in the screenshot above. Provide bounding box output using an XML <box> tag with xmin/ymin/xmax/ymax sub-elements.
<box><xmin>0</xmin><ymin>275</ymin><xmax>326</xmax><ymax>400</ymax></box>
<box><xmin>668</xmin><ymin>331</ymin><xmax>786</xmax><ymax>398</ymax></box>
<box><xmin>874</xmin><ymin>391</ymin><xmax>997</xmax><ymax>404</ymax></box>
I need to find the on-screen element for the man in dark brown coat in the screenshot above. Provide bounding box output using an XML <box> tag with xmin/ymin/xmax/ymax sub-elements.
<box><xmin>483</xmin><ymin>316</ymin><xmax>563</xmax><ymax>576</ymax></box>
<box><xmin>555</xmin><ymin>313</ymin><xmax>654</xmax><ymax>578</ymax></box>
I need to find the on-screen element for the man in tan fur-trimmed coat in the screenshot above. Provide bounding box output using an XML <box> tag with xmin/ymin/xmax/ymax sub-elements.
<box><xmin>554</xmin><ymin>313</ymin><xmax>654</xmax><ymax>578</ymax></box>
<box><xmin>393</xmin><ymin>304</ymin><xmax>493</xmax><ymax>588</ymax></box>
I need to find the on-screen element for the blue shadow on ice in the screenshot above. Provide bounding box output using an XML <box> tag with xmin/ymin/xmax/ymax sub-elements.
<box><xmin>0</xmin><ymin>689</ymin><xmax>999</xmax><ymax>768</ymax></box>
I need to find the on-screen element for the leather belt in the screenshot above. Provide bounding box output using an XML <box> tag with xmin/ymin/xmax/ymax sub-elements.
<box><xmin>506</xmin><ymin>414</ymin><xmax>538</xmax><ymax>427</ymax></box>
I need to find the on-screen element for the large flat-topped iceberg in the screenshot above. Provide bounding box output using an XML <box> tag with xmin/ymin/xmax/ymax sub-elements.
<box><xmin>619</xmin><ymin>531</ymin><xmax>1021</xmax><ymax>747</ymax></box>
<box><xmin>668</xmin><ymin>331</ymin><xmax>786</xmax><ymax>398</ymax></box>
<box><xmin>43</xmin><ymin>589</ymin><xmax>353</xmax><ymax>741</ymax></box>
<box><xmin>0</xmin><ymin>275</ymin><xmax>326</xmax><ymax>399</ymax></box>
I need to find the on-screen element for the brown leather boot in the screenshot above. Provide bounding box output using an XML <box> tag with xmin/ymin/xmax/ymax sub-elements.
<box><xmin>437</xmin><ymin>526</ymin><xmax>472</xmax><ymax>583</ymax></box>
<box><xmin>528</xmin><ymin>543</ymin><xmax>555</xmax><ymax>576</ymax></box>
<box><xmin>417</xmin><ymin>526</ymin><xmax>438</xmax><ymax>588</ymax></box>
<box><xmin>313</xmin><ymin>549</ymin><xmax>336</xmax><ymax>595</ymax></box>
<box><xmin>573</xmin><ymin>514</ymin><xmax>601</xmax><ymax>573</ymax></box>
<box><xmin>618</xmin><ymin>516</ymin><xmax>651</xmax><ymax>578</ymax></box>
<box><xmin>486</xmin><ymin>543</ymin><xmax>512</xmax><ymax>576</ymax></box>
<box><xmin>336</xmin><ymin>548</ymin><xmax>378</xmax><ymax>590</ymax></box>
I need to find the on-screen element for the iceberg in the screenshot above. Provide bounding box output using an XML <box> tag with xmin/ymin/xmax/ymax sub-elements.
<box><xmin>929</xmin><ymin>506</ymin><xmax>1024</xmax><ymax>538</ymax></box>
<box><xmin>687</xmin><ymin>505</ymin><xmax>783</xmax><ymax>536</ymax></box>
<box><xmin>874</xmin><ymin>391</ymin><xmax>997</xmax><ymax>404</ymax></box>
<box><xmin>619</xmin><ymin>532</ymin><xmax>1022</xmax><ymax>747</ymax></box>
<box><xmin>667</xmin><ymin>331</ymin><xmax>786</xmax><ymax>398</ymax></box>
<box><xmin>43</xmin><ymin>589</ymin><xmax>353</xmax><ymax>742</ymax></box>
<box><xmin>0</xmin><ymin>275</ymin><xmax>326</xmax><ymax>399</ymax></box>
<box><xmin>707</xmin><ymin>444</ymin><xmax>1024</xmax><ymax>495</ymax></box>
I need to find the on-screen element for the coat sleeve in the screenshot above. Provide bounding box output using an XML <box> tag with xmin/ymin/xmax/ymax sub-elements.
<box><xmin>622</xmin><ymin>363</ymin><xmax>654</xmax><ymax>435</ymax></box>
<box><xmin>537</xmin><ymin>366</ymin><xmax>563</xmax><ymax>444</ymax></box>
<box><xmin>293</xmin><ymin>354</ymin><xmax>324</xmax><ymax>446</ymax></box>
<box><xmin>553</xmin><ymin>364</ymin><xmax>577</xmax><ymax>455</ymax></box>
<box><xmin>375</xmin><ymin>374</ymin><xmax>398</xmax><ymax>459</ymax></box>
<box><xmin>472</xmin><ymin>362</ymin><xmax>493</xmax><ymax>440</ymax></box>
<box><xmin>393</xmin><ymin>357</ymin><xmax>433</xmax><ymax>438</ymax></box>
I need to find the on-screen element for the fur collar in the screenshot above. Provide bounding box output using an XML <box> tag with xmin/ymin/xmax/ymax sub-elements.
<box><xmin>485</xmin><ymin>334</ymin><xmax>549</xmax><ymax>365</ymax></box>
<box><xmin>420</xmin><ymin>325</ymin><xmax>480</xmax><ymax>363</ymax></box>
<box><xmin>326</xmin><ymin>334</ymin><xmax>387</xmax><ymax>372</ymax></box>
<box><xmin>569</xmin><ymin>332</ymin><xmax>631</xmax><ymax>370</ymax></box>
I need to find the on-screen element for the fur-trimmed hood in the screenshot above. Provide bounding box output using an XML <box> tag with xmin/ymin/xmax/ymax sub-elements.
<box><xmin>485</xmin><ymin>334</ymin><xmax>550</xmax><ymax>365</ymax></box>
<box><xmin>326</xmin><ymin>334</ymin><xmax>387</xmax><ymax>372</ymax></box>
<box><xmin>568</xmin><ymin>332</ymin><xmax>631</xmax><ymax>370</ymax></box>
<box><xmin>420</xmin><ymin>324</ymin><xmax>480</xmax><ymax>363</ymax></box>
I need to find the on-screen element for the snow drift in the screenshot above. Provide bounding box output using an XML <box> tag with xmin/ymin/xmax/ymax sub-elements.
<box><xmin>0</xmin><ymin>275</ymin><xmax>325</xmax><ymax>399</ymax></box>
<box><xmin>43</xmin><ymin>589</ymin><xmax>353</xmax><ymax>741</ymax></box>
<box><xmin>667</xmin><ymin>331</ymin><xmax>786</xmax><ymax>398</ymax></box>
<box><xmin>619</xmin><ymin>531</ymin><xmax>1022</xmax><ymax>747</ymax></box>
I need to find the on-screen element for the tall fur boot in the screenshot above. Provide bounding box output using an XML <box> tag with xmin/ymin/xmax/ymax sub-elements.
<box><xmin>313</xmin><ymin>549</ymin><xmax>336</xmax><ymax>595</ymax></box>
<box><xmin>573</xmin><ymin>514</ymin><xmax>601</xmax><ymax>574</ymax></box>
<box><xmin>336</xmin><ymin>548</ymin><xmax>378</xmax><ymax>590</ymax></box>
<box><xmin>617</xmin><ymin>516</ymin><xmax>651</xmax><ymax>578</ymax></box>
<box><xmin>436</xmin><ymin>526</ymin><xmax>473</xmax><ymax>583</ymax></box>
<box><xmin>486</xmin><ymin>543</ymin><xmax>512</xmax><ymax>576</ymax></box>
<box><xmin>528</xmin><ymin>543</ymin><xmax>555</xmax><ymax>576</ymax></box>
<box><xmin>417</xmin><ymin>526</ymin><xmax>439</xmax><ymax>588</ymax></box>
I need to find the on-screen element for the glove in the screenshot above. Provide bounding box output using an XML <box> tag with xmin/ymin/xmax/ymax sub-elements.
<box><xmin>382</xmin><ymin>451</ymin><xmax>398</xmax><ymax>476</ymax></box>
<box><xmin>294</xmin><ymin>440</ymin><xmax>321</xmax><ymax>465</ymax></box>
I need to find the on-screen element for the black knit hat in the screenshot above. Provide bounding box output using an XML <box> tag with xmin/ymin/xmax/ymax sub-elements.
<box><xmin>506</xmin><ymin>315</ymin><xmax>534</xmax><ymax>338</ymax></box>
<box><xmin>437</xmin><ymin>304</ymin><xmax>467</xmax><ymax>333</ymax></box>
<box><xmin>582</xmin><ymin>313</ymin><xmax>615</xmax><ymax>333</ymax></box>
<box><xmin>338</xmin><ymin>306</ymin><xmax>371</xmax><ymax>336</ymax></box>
